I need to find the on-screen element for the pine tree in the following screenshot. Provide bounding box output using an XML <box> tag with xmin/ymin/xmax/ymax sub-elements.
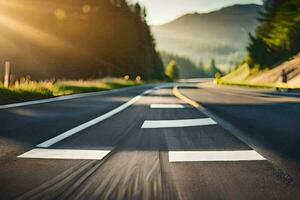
<box><xmin>246</xmin><ymin>0</ymin><xmax>300</xmax><ymax>68</ymax></box>
<box><xmin>209</xmin><ymin>59</ymin><xmax>220</xmax><ymax>77</ymax></box>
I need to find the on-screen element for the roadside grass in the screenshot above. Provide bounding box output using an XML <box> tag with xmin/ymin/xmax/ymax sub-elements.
<box><xmin>215</xmin><ymin>79</ymin><xmax>300</xmax><ymax>90</ymax></box>
<box><xmin>0</xmin><ymin>87</ymin><xmax>53</xmax><ymax>104</ymax></box>
<box><xmin>0</xmin><ymin>78</ymin><xmax>143</xmax><ymax>104</ymax></box>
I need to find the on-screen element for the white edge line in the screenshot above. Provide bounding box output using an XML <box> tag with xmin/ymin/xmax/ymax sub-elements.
<box><xmin>36</xmin><ymin>88</ymin><xmax>155</xmax><ymax>148</ymax></box>
<box><xmin>0</xmin><ymin>85</ymin><xmax>156</xmax><ymax>110</ymax></box>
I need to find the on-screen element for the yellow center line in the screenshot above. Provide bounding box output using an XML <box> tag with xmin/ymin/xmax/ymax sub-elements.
<box><xmin>172</xmin><ymin>86</ymin><xmax>200</xmax><ymax>108</ymax></box>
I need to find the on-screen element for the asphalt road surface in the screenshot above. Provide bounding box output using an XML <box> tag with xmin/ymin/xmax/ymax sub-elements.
<box><xmin>0</xmin><ymin>82</ymin><xmax>300</xmax><ymax>200</ymax></box>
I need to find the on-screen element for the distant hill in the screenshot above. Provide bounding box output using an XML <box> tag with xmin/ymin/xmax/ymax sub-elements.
<box><xmin>152</xmin><ymin>4</ymin><xmax>262</xmax><ymax>71</ymax></box>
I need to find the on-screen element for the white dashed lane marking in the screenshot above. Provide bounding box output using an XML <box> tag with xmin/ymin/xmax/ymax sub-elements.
<box><xmin>141</xmin><ymin>118</ymin><xmax>217</xmax><ymax>129</ymax></box>
<box><xmin>169</xmin><ymin>150</ymin><xmax>266</xmax><ymax>162</ymax></box>
<box><xmin>18</xmin><ymin>149</ymin><xmax>111</xmax><ymax>160</ymax></box>
<box><xmin>150</xmin><ymin>104</ymin><xmax>185</xmax><ymax>108</ymax></box>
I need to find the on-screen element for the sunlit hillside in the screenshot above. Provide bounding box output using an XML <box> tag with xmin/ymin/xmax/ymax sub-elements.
<box><xmin>219</xmin><ymin>54</ymin><xmax>300</xmax><ymax>88</ymax></box>
<box><xmin>152</xmin><ymin>4</ymin><xmax>261</xmax><ymax>71</ymax></box>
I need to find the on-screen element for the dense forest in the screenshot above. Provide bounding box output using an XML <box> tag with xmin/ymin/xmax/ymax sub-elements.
<box><xmin>0</xmin><ymin>0</ymin><xmax>165</xmax><ymax>80</ymax></box>
<box><xmin>246</xmin><ymin>0</ymin><xmax>300</xmax><ymax>69</ymax></box>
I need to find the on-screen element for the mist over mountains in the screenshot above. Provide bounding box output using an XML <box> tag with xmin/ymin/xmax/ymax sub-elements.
<box><xmin>152</xmin><ymin>4</ymin><xmax>262</xmax><ymax>71</ymax></box>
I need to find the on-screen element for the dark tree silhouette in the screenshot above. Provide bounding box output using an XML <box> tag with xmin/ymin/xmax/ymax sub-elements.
<box><xmin>0</xmin><ymin>0</ymin><xmax>165</xmax><ymax>80</ymax></box>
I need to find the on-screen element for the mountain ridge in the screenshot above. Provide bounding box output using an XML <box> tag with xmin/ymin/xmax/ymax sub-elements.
<box><xmin>156</xmin><ymin>4</ymin><xmax>261</xmax><ymax>28</ymax></box>
<box><xmin>152</xmin><ymin>4</ymin><xmax>262</xmax><ymax>71</ymax></box>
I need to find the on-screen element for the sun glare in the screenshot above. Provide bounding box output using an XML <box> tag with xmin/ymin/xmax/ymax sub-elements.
<box><xmin>0</xmin><ymin>14</ymin><xmax>67</xmax><ymax>49</ymax></box>
<box><xmin>0</xmin><ymin>0</ymin><xmax>75</xmax><ymax>50</ymax></box>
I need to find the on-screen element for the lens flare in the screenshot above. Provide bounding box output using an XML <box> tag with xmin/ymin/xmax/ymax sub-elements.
<box><xmin>54</xmin><ymin>9</ymin><xmax>66</xmax><ymax>20</ymax></box>
<box><xmin>82</xmin><ymin>5</ymin><xmax>92</xmax><ymax>14</ymax></box>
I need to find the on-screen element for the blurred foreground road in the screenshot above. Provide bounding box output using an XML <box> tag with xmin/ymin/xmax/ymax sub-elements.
<box><xmin>0</xmin><ymin>81</ymin><xmax>299</xmax><ymax>200</ymax></box>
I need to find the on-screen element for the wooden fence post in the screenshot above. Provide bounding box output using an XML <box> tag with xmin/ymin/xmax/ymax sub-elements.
<box><xmin>4</xmin><ymin>61</ymin><xmax>11</xmax><ymax>88</ymax></box>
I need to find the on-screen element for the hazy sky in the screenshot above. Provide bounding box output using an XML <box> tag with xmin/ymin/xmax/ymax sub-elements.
<box><xmin>130</xmin><ymin>0</ymin><xmax>263</xmax><ymax>25</ymax></box>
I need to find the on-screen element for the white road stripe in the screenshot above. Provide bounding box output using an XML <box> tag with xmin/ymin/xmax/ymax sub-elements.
<box><xmin>141</xmin><ymin>118</ymin><xmax>217</xmax><ymax>129</ymax></box>
<box><xmin>169</xmin><ymin>150</ymin><xmax>266</xmax><ymax>162</ymax></box>
<box><xmin>150</xmin><ymin>104</ymin><xmax>185</xmax><ymax>108</ymax></box>
<box><xmin>0</xmin><ymin>86</ymin><xmax>147</xmax><ymax>110</ymax></box>
<box><xmin>37</xmin><ymin>89</ymin><xmax>154</xmax><ymax>148</ymax></box>
<box><xmin>18</xmin><ymin>148</ymin><xmax>111</xmax><ymax>160</ymax></box>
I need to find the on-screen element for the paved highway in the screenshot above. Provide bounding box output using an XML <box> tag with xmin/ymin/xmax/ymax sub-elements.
<box><xmin>0</xmin><ymin>82</ymin><xmax>299</xmax><ymax>199</ymax></box>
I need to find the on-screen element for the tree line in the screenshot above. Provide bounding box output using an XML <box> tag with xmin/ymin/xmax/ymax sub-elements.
<box><xmin>160</xmin><ymin>51</ymin><xmax>221</xmax><ymax>79</ymax></box>
<box><xmin>0</xmin><ymin>0</ymin><xmax>165</xmax><ymax>80</ymax></box>
<box><xmin>246</xmin><ymin>0</ymin><xmax>300</xmax><ymax>69</ymax></box>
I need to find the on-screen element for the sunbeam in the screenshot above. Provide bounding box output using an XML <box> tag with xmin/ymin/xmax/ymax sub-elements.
<box><xmin>0</xmin><ymin>14</ymin><xmax>68</xmax><ymax>49</ymax></box>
